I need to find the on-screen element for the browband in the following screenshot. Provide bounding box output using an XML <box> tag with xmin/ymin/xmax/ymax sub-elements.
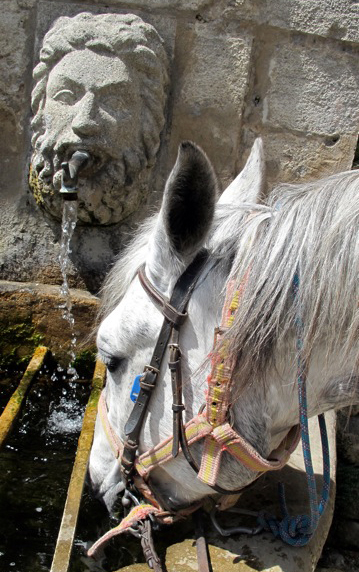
<box><xmin>138</xmin><ymin>266</ymin><xmax>187</xmax><ymax>326</ymax></box>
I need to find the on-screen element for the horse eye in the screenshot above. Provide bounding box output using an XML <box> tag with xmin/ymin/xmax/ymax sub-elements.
<box><xmin>100</xmin><ymin>354</ymin><xmax>123</xmax><ymax>373</ymax></box>
<box><xmin>107</xmin><ymin>357</ymin><xmax>123</xmax><ymax>373</ymax></box>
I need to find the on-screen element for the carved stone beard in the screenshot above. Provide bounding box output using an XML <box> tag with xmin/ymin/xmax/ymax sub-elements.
<box><xmin>31</xmin><ymin>133</ymin><xmax>149</xmax><ymax>226</ymax></box>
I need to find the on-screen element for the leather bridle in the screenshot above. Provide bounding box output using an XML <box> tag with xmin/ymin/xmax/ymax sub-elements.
<box><xmin>121</xmin><ymin>248</ymin><xmax>210</xmax><ymax>488</ymax></box>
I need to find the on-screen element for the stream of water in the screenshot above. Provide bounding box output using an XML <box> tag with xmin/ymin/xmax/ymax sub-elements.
<box><xmin>58</xmin><ymin>201</ymin><xmax>79</xmax><ymax>380</ymax></box>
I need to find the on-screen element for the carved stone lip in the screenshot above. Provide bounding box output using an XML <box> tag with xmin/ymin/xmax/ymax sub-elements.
<box><xmin>56</xmin><ymin>143</ymin><xmax>109</xmax><ymax>175</ymax></box>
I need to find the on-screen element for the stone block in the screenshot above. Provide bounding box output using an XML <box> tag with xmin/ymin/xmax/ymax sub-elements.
<box><xmin>259</xmin><ymin>0</ymin><xmax>359</xmax><ymax>44</ymax></box>
<box><xmin>337</xmin><ymin>410</ymin><xmax>359</xmax><ymax>466</ymax></box>
<box><xmin>0</xmin><ymin>280</ymin><xmax>99</xmax><ymax>367</ymax></box>
<box><xmin>262</xmin><ymin>36</ymin><xmax>359</xmax><ymax>137</ymax></box>
<box><xmin>58</xmin><ymin>0</ymin><xmax>212</xmax><ymax>10</ymax></box>
<box><xmin>239</xmin><ymin>129</ymin><xmax>357</xmax><ymax>188</ymax></box>
<box><xmin>192</xmin><ymin>0</ymin><xmax>359</xmax><ymax>44</ymax></box>
<box><xmin>170</xmin><ymin>22</ymin><xmax>253</xmax><ymax>187</ymax></box>
<box><xmin>0</xmin><ymin>1</ymin><xmax>36</xmax><ymax>199</ymax></box>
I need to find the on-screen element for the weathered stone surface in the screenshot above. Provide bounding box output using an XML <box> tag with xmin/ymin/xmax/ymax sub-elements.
<box><xmin>0</xmin><ymin>199</ymin><xmax>127</xmax><ymax>292</ymax></box>
<box><xmin>262</xmin><ymin>36</ymin><xmax>359</xmax><ymax>137</ymax></box>
<box><xmin>30</xmin><ymin>12</ymin><xmax>169</xmax><ymax>225</ymax></box>
<box><xmin>81</xmin><ymin>0</ymin><xmax>359</xmax><ymax>46</ymax></box>
<box><xmin>0</xmin><ymin>280</ymin><xmax>99</xmax><ymax>366</ymax></box>
<box><xmin>0</xmin><ymin>1</ymin><xmax>36</xmax><ymax>200</ymax></box>
<box><xmin>57</xmin><ymin>0</ymin><xmax>212</xmax><ymax>9</ymax></box>
<box><xmin>258</xmin><ymin>0</ymin><xmax>359</xmax><ymax>44</ymax></box>
<box><xmin>240</xmin><ymin>130</ymin><xmax>357</xmax><ymax>187</ymax></box>
<box><xmin>170</xmin><ymin>22</ymin><xmax>253</xmax><ymax>187</ymax></box>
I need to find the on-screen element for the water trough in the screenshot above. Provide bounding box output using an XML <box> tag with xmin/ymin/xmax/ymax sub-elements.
<box><xmin>0</xmin><ymin>279</ymin><xmax>339</xmax><ymax>572</ymax></box>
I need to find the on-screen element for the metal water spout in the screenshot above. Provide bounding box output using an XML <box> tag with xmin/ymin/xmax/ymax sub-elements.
<box><xmin>60</xmin><ymin>150</ymin><xmax>90</xmax><ymax>200</ymax></box>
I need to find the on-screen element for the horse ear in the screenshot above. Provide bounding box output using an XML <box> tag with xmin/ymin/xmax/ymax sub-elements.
<box><xmin>161</xmin><ymin>141</ymin><xmax>218</xmax><ymax>256</ymax></box>
<box><xmin>218</xmin><ymin>138</ymin><xmax>266</xmax><ymax>205</ymax></box>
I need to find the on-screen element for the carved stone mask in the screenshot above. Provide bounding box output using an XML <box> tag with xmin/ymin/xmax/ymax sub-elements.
<box><xmin>30</xmin><ymin>13</ymin><xmax>169</xmax><ymax>225</ymax></box>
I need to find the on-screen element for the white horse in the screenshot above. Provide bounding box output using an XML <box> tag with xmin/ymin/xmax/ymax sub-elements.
<box><xmin>89</xmin><ymin>139</ymin><xmax>358</xmax><ymax>522</ymax></box>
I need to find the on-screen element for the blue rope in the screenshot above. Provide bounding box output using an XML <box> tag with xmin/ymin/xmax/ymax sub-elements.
<box><xmin>257</xmin><ymin>273</ymin><xmax>330</xmax><ymax>546</ymax></box>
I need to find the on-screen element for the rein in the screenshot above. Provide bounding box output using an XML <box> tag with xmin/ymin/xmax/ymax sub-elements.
<box><xmin>89</xmin><ymin>257</ymin><xmax>330</xmax><ymax>569</ymax></box>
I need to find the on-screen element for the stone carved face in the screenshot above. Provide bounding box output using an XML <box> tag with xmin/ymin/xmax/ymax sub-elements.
<box><xmin>30</xmin><ymin>13</ymin><xmax>168</xmax><ymax>225</ymax></box>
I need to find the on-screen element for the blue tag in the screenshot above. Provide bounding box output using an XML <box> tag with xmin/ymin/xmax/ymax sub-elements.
<box><xmin>130</xmin><ymin>374</ymin><xmax>142</xmax><ymax>402</ymax></box>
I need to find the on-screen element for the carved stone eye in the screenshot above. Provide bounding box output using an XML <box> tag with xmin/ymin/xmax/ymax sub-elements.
<box><xmin>102</xmin><ymin>94</ymin><xmax>122</xmax><ymax>111</ymax></box>
<box><xmin>53</xmin><ymin>89</ymin><xmax>77</xmax><ymax>105</ymax></box>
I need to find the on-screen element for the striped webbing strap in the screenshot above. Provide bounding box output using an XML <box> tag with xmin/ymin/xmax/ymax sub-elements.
<box><xmin>98</xmin><ymin>390</ymin><xmax>123</xmax><ymax>459</ymax></box>
<box><xmin>98</xmin><ymin>372</ymin><xmax>300</xmax><ymax>486</ymax></box>
<box><xmin>198</xmin><ymin>277</ymin><xmax>249</xmax><ymax>485</ymax></box>
<box><xmin>136</xmin><ymin>415</ymin><xmax>300</xmax><ymax>481</ymax></box>
<box><xmin>88</xmin><ymin>503</ymin><xmax>160</xmax><ymax>557</ymax></box>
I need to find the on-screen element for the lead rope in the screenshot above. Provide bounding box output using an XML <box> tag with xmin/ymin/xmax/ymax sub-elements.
<box><xmin>257</xmin><ymin>273</ymin><xmax>330</xmax><ymax>545</ymax></box>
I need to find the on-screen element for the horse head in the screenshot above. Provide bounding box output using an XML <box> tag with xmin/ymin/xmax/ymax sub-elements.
<box><xmin>90</xmin><ymin>139</ymin><xmax>359</xmax><ymax>515</ymax></box>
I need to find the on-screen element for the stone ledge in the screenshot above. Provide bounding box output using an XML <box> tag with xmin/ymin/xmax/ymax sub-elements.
<box><xmin>0</xmin><ymin>280</ymin><xmax>99</xmax><ymax>366</ymax></box>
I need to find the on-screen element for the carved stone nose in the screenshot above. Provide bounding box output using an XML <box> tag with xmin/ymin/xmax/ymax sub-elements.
<box><xmin>71</xmin><ymin>93</ymin><xmax>100</xmax><ymax>136</ymax></box>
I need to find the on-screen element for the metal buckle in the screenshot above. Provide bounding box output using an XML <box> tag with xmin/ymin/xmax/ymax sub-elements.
<box><xmin>144</xmin><ymin>365</ymin><xmax>160</xmax><ymax>375</ymax></box>
<box><xmin>210</xmin><ymin>507</ymin><xmax>263</xmax><ymax>536</ymax></box>
<box><xmin>122</xmin><ymin>487</ymin><xmax>140</xmax><ymax>510</ymax></box>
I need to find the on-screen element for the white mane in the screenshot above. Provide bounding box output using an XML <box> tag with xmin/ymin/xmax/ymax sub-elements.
<box><xmin>224</xmin><ymin>170</ymin><xmax>359</xmax><ymax>391</ymax></box>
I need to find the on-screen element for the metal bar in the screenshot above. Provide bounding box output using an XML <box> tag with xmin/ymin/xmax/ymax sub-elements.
<box><xmin>50</xmin><ymin>359</ymin><xmax>106</xmax><ymax>572</ymax></box>
<box><xmin>0</xmin><ymin>346</ymin><xmax>49</xmax><ymax>447</ymax></box>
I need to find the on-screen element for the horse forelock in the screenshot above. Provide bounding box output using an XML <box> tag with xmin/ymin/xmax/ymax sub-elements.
<box><xmin>225</xmin><ymin>170</ymin><xmax>359</xmax><ymax>395</ymax></box>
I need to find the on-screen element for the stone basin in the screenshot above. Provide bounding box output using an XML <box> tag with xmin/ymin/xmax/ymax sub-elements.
<box><xmin>0</xmin><ymin>279</ymin><xmax>99</xmax><ymax>369</ymax></box>
<box><xmin>0</xmin><ymin>280</ymin><xmax>337</xmax><ymax>572</ymax></box>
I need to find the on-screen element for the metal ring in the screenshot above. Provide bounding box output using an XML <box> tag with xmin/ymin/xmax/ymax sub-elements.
<box><xmin>124</xmin><ymin>488</ymin><xmax>140</xmax><ymax>506</ymax></box>
<box><xmin>210</xmin><ymin>508</ymin><xmax>263</xmax><ymax>537</ymax></box>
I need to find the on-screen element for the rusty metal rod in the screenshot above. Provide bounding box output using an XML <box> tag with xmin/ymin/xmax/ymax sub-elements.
<box><xmin>50</xmin><ymin>359</ymin><xmax>106</xmax><ymax>572</ymax></box>
<box><xmin>0</xmin><ymin>346</ymin><xmax>49</xmax><ymax>447</ymax></box>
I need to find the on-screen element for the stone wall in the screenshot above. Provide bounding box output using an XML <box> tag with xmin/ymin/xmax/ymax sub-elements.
<box><xmin>0</xmin><ymin>0</ymin><xmax>358</xmax><ymax>292</ymax></box>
